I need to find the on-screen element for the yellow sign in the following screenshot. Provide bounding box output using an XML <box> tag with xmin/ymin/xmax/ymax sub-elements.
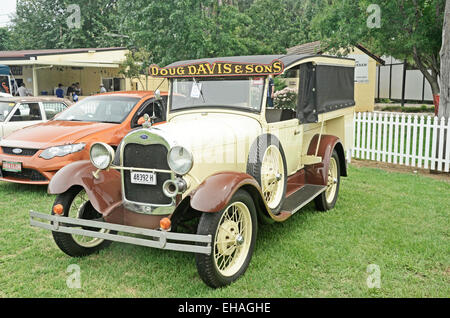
<box><xmin>149</xmin><ymin>60</ymin><xmax>284</xmax><ymax>78</ymax></box>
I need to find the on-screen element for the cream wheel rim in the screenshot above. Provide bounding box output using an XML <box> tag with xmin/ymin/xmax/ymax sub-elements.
<box><xmin>261</xmin><ymin>145</ymin><xmax>285</xmax><ymax>209</ymax></box>
<box><xmin>326</xmin><ymin>157</ymin><xmax>338</xmax><ymax>204</ymax></box>
<box><xmin>214</xmin><ymin>202</ymin><xmax>252</xmax><ymax>277</ymax></box>
<box><xmin>69</xmin><ymin>190</ymin><xmax>109</xmax><ymax>248</ymax></box>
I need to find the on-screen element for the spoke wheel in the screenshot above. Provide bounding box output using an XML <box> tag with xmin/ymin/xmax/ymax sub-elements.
<box><xmin>214</xmin><ymin>202</ymin><xmax>252</xmax><ymax>277</ymax></box>
<box><xmin>314</xmin><ymin>149</ymin><xmax>341</xmax><ymax>211</ymax></box>
<box><xmin>68</xmin><ymin>190</ymin><xmax>109</xmax><ymax>248</ymax></box>
<box><xmin>261</xmin><ymin>145</ymin><xmax>285</xmax><ymax>210</ymax></box>
<box><xmin>195</xmin><ymin>189</ymin><xmax>257</xmax><ymax>288</ymax></box>
<box><xmin>325</xmin><ymin>157</ymin><xmax>338</xmax><ymax>204</ymax></box>
<box><xmin>247</xmin><ymin>134</ymin><xmax>287</xmax><ymax>215</ymax></box>
<box><xmin>51</xmin><ymin>187</ymin><xmax>116</xmax><ymax>257</ymax></box>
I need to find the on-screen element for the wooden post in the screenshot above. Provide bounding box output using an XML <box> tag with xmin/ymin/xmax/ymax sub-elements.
<box><xmin>401</xmin><ymin>60</ymin><xmax>407</xmax><ymax>108</ymax></box>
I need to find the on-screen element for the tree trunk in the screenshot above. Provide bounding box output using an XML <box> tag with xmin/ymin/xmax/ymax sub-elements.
<box><xmin>412</xmin><ymin>48</ymin><xmax>440</xmax><ymax>97</ymax></box>
<box><xmin>438</xmin><ymin>0</ymin><xmax>450</xmax><ymax>118</ymax></box>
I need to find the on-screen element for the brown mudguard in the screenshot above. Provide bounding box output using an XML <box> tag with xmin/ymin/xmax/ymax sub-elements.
<box><xmin>189</xmin><ymin>171</ymin><xmax>293</xmax><ymax>223</ymax></box>
<box><xmin>48</xmin><ymin>160</ymin><xmax>122</xmax><ymax>216</ymax></box>
<box><xmin>305</xmin><ymin>134</ymin><xmax>347</xmax><ymax>186</ymax></box>
<box><xmin>189</xmin><ymin>172</ymin><xmax>261</xmax><ymax>213</ymax></box>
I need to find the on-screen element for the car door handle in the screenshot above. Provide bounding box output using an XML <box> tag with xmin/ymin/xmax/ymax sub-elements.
<box><xmin>294</xmin><ymin>129</ymin><xmax>301</xmax><ymax>135</ymax></box>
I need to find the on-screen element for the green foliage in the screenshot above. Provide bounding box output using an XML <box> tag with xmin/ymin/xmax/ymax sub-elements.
<box><xmin>273</xmin><ymin>76</ymin><xmax>287</xmax><ymax>92</ymax></box>
<box><xmin>119</xmin><ymin>49</ymin><xmax>152</xmax><ymax>88</ymax></box>
<box><xmin>118</xmin><ymin>0</ymin><xmax>263</xmax><ymax>66</ymax></box>
<box><xmin>273</xmin><ymin>86</ymin><xmax>297</xmax><ymax>110</ymax></box>
<box><xmin>312</xmin><ymin>0</ymin><xmax>446</xmax><ymax>94</ymax></box>
<box><xmin>0</xmin><ymin>28</ymin><xmax>13</xmax><ymax>50</ymax></box>
<box><xmin>245</xmin><ymin>0</ymin><xmax>327</xmax><ymax>54</ymax></box>
<box><xmin>9</xmin><ymin>0</ymin><xmax>124</xmax><ymax>49</ymax></box>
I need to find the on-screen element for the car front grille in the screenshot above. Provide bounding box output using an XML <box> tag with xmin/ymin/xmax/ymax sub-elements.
<box><xmin>0</xmin><ymin>168</ymin><xmax>47</xmax><ymax>181</ymax></box>
<box><xmin>122</xmin><ymin>143</ymin><xmax>172</xmax><ymax>205</ymax></box>
<box><xmin>1</xmin><ymin>147</ymin><xmax>39</xmax><ymax>156</ymax></box>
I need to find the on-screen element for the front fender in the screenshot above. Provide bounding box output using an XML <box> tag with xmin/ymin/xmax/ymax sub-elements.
<box><xmin>189</xmin><ymin>172</ymin><xmax>290</xmax><ymax>223</ymax></box>
<box><xmin>189</xmin><ymin>172</ymin><xmax>261</xmax><ymax>213</ymax></box>
<box><xmin>48</xmin><ymin>160</ymin><xmax>122</xmax><ymax>215</ymax></box>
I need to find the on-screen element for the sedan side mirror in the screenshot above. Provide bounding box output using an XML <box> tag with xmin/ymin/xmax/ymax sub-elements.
<box><xmin>137</xmin><ymin>116</ymin><xmax>146</xmax><ymax>126</ymax></box>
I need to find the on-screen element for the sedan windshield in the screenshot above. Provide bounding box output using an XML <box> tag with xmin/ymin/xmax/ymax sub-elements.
<box><xmin>55</xmin><ymin>96</ymin><xmax>140</xmax><ymax>123</ymax></box>
<box><xmin>170</xmin><ymin>77</ymin><xmax>265</xmax><ymax>112</ymax></box>
<box><xmin>0</xmin><ymin>101</ymin><xmax>15</xmax><ymax>122</ymax></box>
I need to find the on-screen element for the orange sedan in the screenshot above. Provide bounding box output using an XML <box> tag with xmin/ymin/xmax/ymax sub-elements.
<box><xmin>0</xmin><ymin>91</ymin><xmax>167</xmax><ymax>184</ymax></box>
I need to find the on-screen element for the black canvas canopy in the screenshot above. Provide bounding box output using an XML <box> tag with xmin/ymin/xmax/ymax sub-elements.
<box><xmin>297</xmin><ymin>62</ymin><xmax>355</xmax><ymax>123</ymax></box>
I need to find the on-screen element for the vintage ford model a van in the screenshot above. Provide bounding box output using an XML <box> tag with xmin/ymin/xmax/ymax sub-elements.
<box><xmin>30</xmin><ymin>54</ymin><xmax>355</xmax><ymax>288</ymax></box>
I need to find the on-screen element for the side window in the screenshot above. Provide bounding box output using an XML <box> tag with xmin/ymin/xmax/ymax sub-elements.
<box><xmin>9</xmin><ymin>103</ymin><xmax>42</xmax><ymax>121</ymax></box>
<box><xmin>265</xmin><ymin>68</ymin><xmax>299</xmax><ymax>123</ymax></box>
<box><xmin>42</xmin><ymin>102</ymin><xmax>68</xmax><ymax>119</ymax></box>
<box><xmin>132</xmin><ymin>100</ymin><xmax>164</xmax><ymax>128</ymax></box>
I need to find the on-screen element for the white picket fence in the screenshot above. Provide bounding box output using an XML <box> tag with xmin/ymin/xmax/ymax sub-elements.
<box><xmin>352</xmin><ymin>112</ymin><xmax>450</xmax><ymax>172</ymax></box>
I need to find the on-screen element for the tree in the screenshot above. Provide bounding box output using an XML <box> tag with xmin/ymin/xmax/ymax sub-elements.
<box><xmin>438</xmin><ymin>0</ymin><xmax>449</xmax><ymax>118</ymax></box>
<box><xmin>246</xmin><ymin>0</ymin><xmax>328</xmax><ymax>54</ymax></box>
<box><xmin>118</xmin><ymin>0</ymin><xmax>262</xmax><ymax>66</ymax></box>
<box><xmin>119</xmin><ymin>49</ymin><xmax>152</xmax><ymax>90</ymax></box>
<box><xmin>9</xmin><ymin>0</ymin><xmax>124</xmax><ymax>50</ymax></box>
<box><xmin>312</xmin><ymin>0</ymin><xmax>446</xmax><ymax>99</ymax></box>
<box><xmin>0</xmin><ymin>28</ymin><xmax>12</xmax><ymax>50</ymax></box>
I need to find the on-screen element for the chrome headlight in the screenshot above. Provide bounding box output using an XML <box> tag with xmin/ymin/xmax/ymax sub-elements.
<box><xmin>39</xmin><ymin>143</ymin><xmax>85</xmax><ymax>160</ymax></box>
<box><xmin>90</xmin><ymin>142</ymin><xmax>115</xmax><ymax>170</ymax></box>
<box><xmin>167</xmin><ymin>146</ymin><xmax>193</xmax><ymax>175</ymax></box>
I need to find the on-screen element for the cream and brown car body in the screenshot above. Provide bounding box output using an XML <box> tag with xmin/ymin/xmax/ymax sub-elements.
<box><xmin>30</xmin><ymin>54</ymin><xmax>355</xmax><ymax>287</ymax></box>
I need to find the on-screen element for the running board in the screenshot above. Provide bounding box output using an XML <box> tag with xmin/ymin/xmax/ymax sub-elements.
<box><xmin>281</xmin><ymin>184</ymin><xmax>326</xmax><ymax>215</ymax></box>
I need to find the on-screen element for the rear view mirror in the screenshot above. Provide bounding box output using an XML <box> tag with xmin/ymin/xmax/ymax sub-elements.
<box><xmin>155</xmin><ymin>89</ymin><xmax>161</xmax><ymax>101</ymax></box>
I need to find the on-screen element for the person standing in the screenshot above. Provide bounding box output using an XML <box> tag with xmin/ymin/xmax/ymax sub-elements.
<box><xmin>17</xmin><ymin>83</ymin><xmax>30</xmax><ymax>96</ymax></box>
<box><xmin>55</xmin><ymin>84</ymin><xmax>64</xmax><ymax>98</ymax></box>
<box><xmin>75</xmin><ymin>82</ymin><xmax>82</xmax><ymax>96</ymax></box>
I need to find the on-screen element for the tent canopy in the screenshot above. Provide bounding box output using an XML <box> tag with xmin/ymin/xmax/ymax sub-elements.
<box><xmin>0</xmin><ymin>65</ymin><xmax>10</xmax><ymax>76</ymax></box>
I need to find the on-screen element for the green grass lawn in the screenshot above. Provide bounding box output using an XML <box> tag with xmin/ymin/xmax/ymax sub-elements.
<box><xmin>0</xmin><ymin>165</ymin><xmax>448</xmax><ymax>298</ymax></box>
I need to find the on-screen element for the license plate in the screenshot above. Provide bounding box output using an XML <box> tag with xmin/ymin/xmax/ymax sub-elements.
<box><xmin>2</xmin><ymin>161</ymin><xmax>22</xmax><ymax>172</ymax></box>
<box><xmin>130</xmin><ymin>171</ymin><xmax>157</xmax><ymax>185</ymax></box>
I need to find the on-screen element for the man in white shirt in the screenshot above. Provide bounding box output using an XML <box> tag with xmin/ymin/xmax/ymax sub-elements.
<box><xmin>100</xmin><ymin>84</ymin><xmax>107</xmax><ymax>93</ymax></box>
<box><xmin>17</xmin><ymin>83</ymin><xmax>30</xmax><ymax>96</ymax></box>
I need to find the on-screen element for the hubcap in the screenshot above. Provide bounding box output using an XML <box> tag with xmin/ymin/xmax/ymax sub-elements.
<box><xmin>325</xmin><ymin>157</ymin><xmax>338</xmax><ymax>204</ymax></box>
<box><xmin>214</xmin><ymin>202</ymin><xmax>252</xmax><ymax>277</ymax></box>
<box><xmin>261</xmin><ymin>145</ymin><xmax>285</xmax><ymax>210</ymax></box>
<box><xmin>69</xmin><ymin>190</ymin><xmax>109</xmax><ymax>248</ymax></box>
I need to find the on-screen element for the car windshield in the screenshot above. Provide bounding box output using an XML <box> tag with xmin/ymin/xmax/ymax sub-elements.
<box><xmin>0</xmin><ymin>101</ymin><xmax>16</xmax><ymax>122</ymax></box>
<box><xmin>170</xmin><ymin>76</ymin><xmax>265</xmax><ymax>112</ymax></box>
<box><xmin>55</xmin><ymin>96</ymin><xmax>139</xmax><ymax>124</ymax></box>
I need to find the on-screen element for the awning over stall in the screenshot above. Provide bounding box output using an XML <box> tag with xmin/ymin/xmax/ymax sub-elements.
<box><xmin>0</xmin><ymin>65</ymin><xmax>10</xmax><ymax>76</ymax></box>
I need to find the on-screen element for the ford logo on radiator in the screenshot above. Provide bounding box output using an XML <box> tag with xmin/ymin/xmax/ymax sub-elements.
<box><xmin>140</xmin><ymin>134</ymin><xmax>148</xmax><ymax>140</ymax></box>
<box><xmin>12</xmin><ymin>148</ymin><xmax>23</xmax><ymax>154</ymax></box>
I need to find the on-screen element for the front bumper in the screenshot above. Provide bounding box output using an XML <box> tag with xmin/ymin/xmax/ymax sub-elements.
<box><xmin>29</xmin><ymin>211</ymin><xmax>212</xmax><ymax>255</ymax></box>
